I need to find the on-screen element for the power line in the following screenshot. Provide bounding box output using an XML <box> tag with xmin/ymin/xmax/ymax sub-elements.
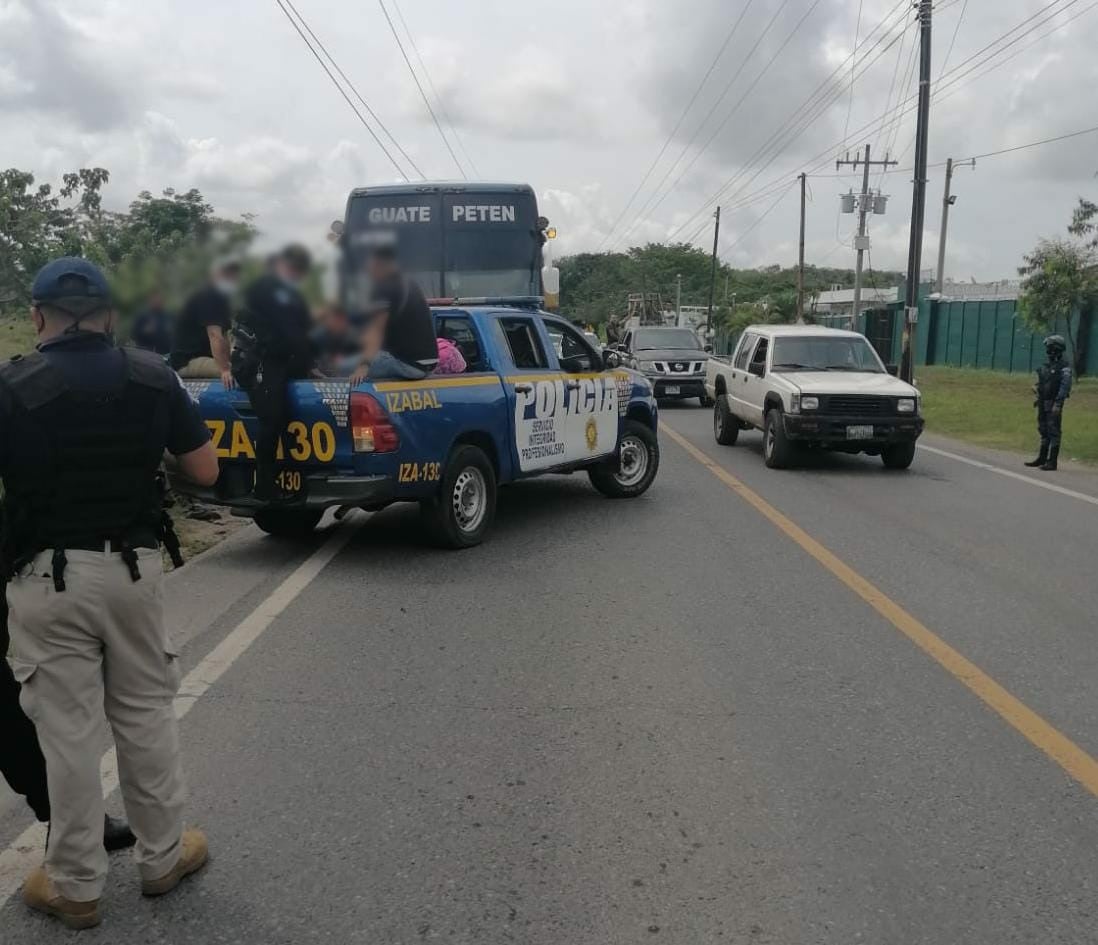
<box><xmin>616</xmin><ymin>0</ymin><xmax>835</xmax><ymax>248</ymax></box>
<box><xmin>280</xmin><ymin>0</ymin><xmax>425</xmax><ymax>179</ymax></box>
<box><xmin>960</xmin><ymin>125</ymin><xmax>1098</xmax><ymax>162</ymax></box>
<box><xmin>873</xmin><ymin>7</ymin><xmax>908</xmax><ymax>158</ymax></box>
<box><xmin>678</xmin><ymin>0</ymin><xmax>1087</xmax><ymax>234</ymax></box>
<box><xmin>612</xmin><ymin>0</ymin><xmax>799</xmax><ymax>248</ymax></box>
<box><xmin>390</xmin><ymin>0</ymin><xmax>480</xmax><ymax>178</ymax></box>
<box><xmin>667</xmin><ymin>1</ymin><xmax>912</xmax><ymax>240</ymax></box>
<box><xmin>720</xmin><ymin>181</ymin><xmax>797</xmax><ymax>256</ymax></box>
<box><xmin>878</xmin><ymin>20</ymin><xmax>919</xmax><ymax>184</ymax></box>
<box><xmin>938</xmin><ymin>0</ymin><xmax>969</xmax><ymax>76</ymax></box>
<box><xmin>891</xmin><ymin>0</ymin><xmax>1086</xmax><ymax>168</ymax></box>
<box><xmin>274</xmin><ymin>0</ymin><xmax>411</xmax><ymax>179</ymax></box>
<box><xmin>597</xmin><ymin>0</ymin><xmax>760</xmax><ymax>250</ymax></box>
<box><xmin>842</xmin><ymin>0</ymin><xmax>866</xmax><ymax>147</ymax></box>
<box><xmin>377</xmin><ymin>0</ymin><xmax>466</xmax><ymax>179</ymax></box>
<box><xmin>667</xmin><ymin>4</ymin><xmax>911</xmax><ymax>242</ymax></box>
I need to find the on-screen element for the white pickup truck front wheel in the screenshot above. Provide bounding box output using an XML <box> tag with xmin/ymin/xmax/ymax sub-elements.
<box><xmin>881</xmin><ymin>441</ymin><xmax>917</xmax><ymax>470</ymax></box>
<box><xmin>713</xmin><ymin>395</ymin><xmax>739</xmax><ymax>446</ymax></box>
<box><xmin>589</xmin><ymin>420</ymin><xmax>660</xmax><ymax>498</ymax></box>
<box><xmin>763</xmin><ymin>409</ymin><xmax>797</xmax><ymax>469</ymax></box>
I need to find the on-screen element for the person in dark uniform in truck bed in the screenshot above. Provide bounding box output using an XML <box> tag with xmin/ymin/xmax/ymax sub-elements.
<box><xmin>234</xmin><ymin>244</ymin><xmax>315</xmax><ymax>501</ymax></box>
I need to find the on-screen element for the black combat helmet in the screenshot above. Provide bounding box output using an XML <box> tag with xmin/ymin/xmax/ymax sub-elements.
<box><xmin>1044</xmin><ymin>334</ymin><xmax>1066</xmax><ymax>356</ymax></box>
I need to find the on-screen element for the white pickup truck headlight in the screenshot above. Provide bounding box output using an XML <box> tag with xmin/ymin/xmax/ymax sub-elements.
<box><xmin>638</xmin><ymin>360</ymin><xmax>657</xmax><ymax>372</ymax></box>
<box><xmin>897</xmin><ymin>397</ymin><xmax>916</xmax><ymax>413</ymax></box>
<box><xmin>800</xmin><ymin>395</ymin><xmax>819</xmax><ymax>411</ymax></box>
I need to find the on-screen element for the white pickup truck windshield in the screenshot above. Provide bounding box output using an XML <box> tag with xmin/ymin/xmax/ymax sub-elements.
<box><xmin>771</xmin><ymin>336</ymin><xmax>884</xmax><ymax>373</ymax></box>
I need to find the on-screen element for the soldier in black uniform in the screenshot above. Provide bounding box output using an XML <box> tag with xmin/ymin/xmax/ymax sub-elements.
<box><xmin>234</xmin><ymin>245</ymin><xmax>314</xmax><ymax>500</ymax></box>
<box><xmin>0</xmin><ymin>258</ymin><xmax>219</xmax><ymax>928</ymax></box>
<box><xmin>1025</xmin><ymin>334</ymin><xmax>1073</xmax><ymax>472</ymax></box>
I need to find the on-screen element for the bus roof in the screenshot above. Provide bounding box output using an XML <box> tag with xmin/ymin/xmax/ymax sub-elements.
<box><xmin>348</xmin><ymin>181</ymin><xmax>535</xmax><ymax>198</ymax></box>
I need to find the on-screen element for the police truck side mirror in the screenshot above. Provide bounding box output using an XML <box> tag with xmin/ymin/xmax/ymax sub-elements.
<box><xmin>604</xmin><ymin>350</ymin><xmax>622</xmax><ymax>369</ymax></box>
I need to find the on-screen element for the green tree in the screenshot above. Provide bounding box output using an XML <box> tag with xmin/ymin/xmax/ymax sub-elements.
<box><xmin>558</xmin><ymin>241</ymin><xmax>902</xmax><ymax>329</ymax></box>
<box><xmin>1</xmin><ymin>169</ymin><xmax>257</xmax><ymax>324</ymax></box>
<box><xmin>1069</xmin><ymin>197</ymin><xmax>1098</xmax><ymax>250</ymax></box>
<box><xmin>1018</xmin><ymin>237</ymin><xmax>1098</xmax><ymax>375</ymax></box>
<box><xmin>0</xmin><ymin>167</ymin><xmax>111</xmax><ymax>308</ymax></box>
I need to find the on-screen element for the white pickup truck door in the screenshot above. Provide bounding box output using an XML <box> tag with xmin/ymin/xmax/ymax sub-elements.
<box><xmin>728</xmin><ymin>333</ymin><xmax>766</xmax><ymax>428</ymax></box>
<box><xmin>740</xmin><ymin>336</ymin><xmax>769</xmax><ymax>428</ymax></box>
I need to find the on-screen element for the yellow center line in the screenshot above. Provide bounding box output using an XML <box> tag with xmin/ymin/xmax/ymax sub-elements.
<box><xmin>661</xmin><ymin>422</ymin><xmax>1098</xmax><ymax>798</ymax></box>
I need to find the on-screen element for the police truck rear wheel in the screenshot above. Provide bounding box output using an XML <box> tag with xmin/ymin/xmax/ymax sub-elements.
<box><xmin>422</xmin><ymin>445</ymin><xmax>497</xmax><ymax>548</ymax></box>
<box><xmin>713</xmin><ymin>395</ymin><xmax>739</xmax><ymax>446</ymax></box>
<box><xmin>253</xmin><ymin>509</ymin><xmax>322</xmax><ymax>538</ymax></box>
<box><xmin>588</xmin><ymin>420</ymin><xmax>660</xmax><ymax>498</ymax></box>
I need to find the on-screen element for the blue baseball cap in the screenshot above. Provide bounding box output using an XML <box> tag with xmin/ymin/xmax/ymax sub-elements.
<box><xmin>31</xmin><ymin>257</ymin><xmax>112</xmax><ymax>315</ymax></box>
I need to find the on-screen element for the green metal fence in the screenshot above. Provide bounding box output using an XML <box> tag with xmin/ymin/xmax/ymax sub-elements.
<box><xmin>809</xmin><ymin>297</ymin><xmax>1097</xmax><ymax>375</ymax></box>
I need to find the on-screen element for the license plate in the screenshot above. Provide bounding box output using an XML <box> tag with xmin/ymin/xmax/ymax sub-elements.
<box><xmin>272</xmin><ymin>469</ymin><xmax>306</xmax><ymax>496</ymax></box>
<box><xmin>846</xmin><ymin>425</ymin><xmax>875</xmax><ymax>439</ymax></box>
<box><xmin>663</xmin><ymin>385</ymin><xmax>680</xmax><ymax>395</ymax></box>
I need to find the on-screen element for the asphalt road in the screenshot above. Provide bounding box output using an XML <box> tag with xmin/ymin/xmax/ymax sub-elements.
<box><xmin>2</xmin><ymin>407</ymin><xmax>1097</xmax><ymax>943</ymax></box>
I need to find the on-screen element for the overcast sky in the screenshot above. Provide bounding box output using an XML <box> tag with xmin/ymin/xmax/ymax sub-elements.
<box><xmin>2</xmin><ymin>0</ymin><xmax>1095</xmax><ymax>282</ymax></box>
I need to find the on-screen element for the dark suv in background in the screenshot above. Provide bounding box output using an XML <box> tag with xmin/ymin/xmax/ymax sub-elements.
<box><xmin>611</xmin><ymin>327</ymin><xmax>713</xmax><ymax>406</ymax></box>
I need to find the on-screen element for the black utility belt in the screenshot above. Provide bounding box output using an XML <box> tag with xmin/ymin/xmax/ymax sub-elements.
<box><xmin>63</xmin><ymin>539</ymin><xmax>159</xmax><ymax>553</ymax></box>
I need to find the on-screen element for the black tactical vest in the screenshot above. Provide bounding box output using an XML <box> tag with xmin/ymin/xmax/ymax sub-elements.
<box><xmin>0</xmin><ymin>347</ymin><xmax>172</xmax><ymax>572</ymax></box>
<box><xmin>1037</xmin><ymin>358</ymin><xmax>1065</xmax><ymax>402</ymax></box>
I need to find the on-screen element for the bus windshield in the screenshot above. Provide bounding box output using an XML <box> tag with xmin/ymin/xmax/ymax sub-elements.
<box><xmin>345</xmin><ymin>188</ymin><xmax>542</xmax><ymax>299</ymax></box>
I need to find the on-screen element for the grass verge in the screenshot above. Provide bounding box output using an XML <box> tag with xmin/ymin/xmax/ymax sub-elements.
<box><xmin>916</xmin><ymin>366</ymin><xmax>1098</xmax><ymax>465</ymax></box>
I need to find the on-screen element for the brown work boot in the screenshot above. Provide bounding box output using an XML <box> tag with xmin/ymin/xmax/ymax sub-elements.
<box><xmin>22</xmin><ymin>866</ymin><xmax>100</xmax><ymax>930</ymax></box>
<box><xmin>141</xmin><ymin>828</ymin><xmax>209</xmax><ymax>897</ymax></box>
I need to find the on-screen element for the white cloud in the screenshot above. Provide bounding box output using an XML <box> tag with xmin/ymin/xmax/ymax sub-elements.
<box><xmin>0</xmin><ymin>0</ymin><xmax>1096</xmax><ymax>281</ymax></box>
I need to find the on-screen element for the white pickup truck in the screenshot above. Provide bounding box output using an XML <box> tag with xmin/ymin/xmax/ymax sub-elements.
<box><xmin>704</xmin><ymin>325</ymin><xmax>924</xmax><ymax>469</ymax></box>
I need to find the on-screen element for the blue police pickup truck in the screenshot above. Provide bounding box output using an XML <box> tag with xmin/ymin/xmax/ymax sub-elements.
<box><xmin>173</xmin><ymin>303</ymin><xmax>660</xmax><ymax>548</ymax></box>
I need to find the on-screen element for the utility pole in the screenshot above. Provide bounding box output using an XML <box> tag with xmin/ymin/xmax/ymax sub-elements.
<box><xmin>901</xmin><ymin>0</ymin><xmax>933</xmax><ymax>383</ymax></box>
<box><xmin>796</xmin><ymin>173</ymin><xmax>807</xmax><ymax>324</ymax></box>
<box><xmin>935</xmin><ymin>156</ymin><xmax>976</xmax><ymax>293</ymax></box>
<box><xmin>675</xmin><ymin>273</ymin><xmax>682</xmax><ymax>323</ymax></box>
<box><xmin>836</xmin><ymin>144</ymin><xmax>897</xmax><ymax>330</ymax></box>
<box><xmin>706</xmin><ymin>206</ymin><xmax>721</xmax><ymax>334</ymax></box>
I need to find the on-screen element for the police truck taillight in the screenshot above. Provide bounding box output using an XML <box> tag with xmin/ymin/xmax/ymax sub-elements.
<box><xmin>350</xmin><ymin>392</ymin><xmax>399</xmax><ymax>453</ymax></box>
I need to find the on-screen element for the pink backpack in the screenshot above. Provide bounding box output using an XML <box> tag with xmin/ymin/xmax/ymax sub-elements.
<box><xmin>435</xmin><ymin>337</ymin><xmax>467</xmax><ymax>374</ymax></box>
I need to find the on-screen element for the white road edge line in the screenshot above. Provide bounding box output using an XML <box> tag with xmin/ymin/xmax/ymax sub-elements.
<box><xmin>919</xmin><ymin>444</ymin><xmax>1098</xmax><ymax>508</ymax></box>
<box><xmin>0</xmin><ymin>512</ymin><xmax>366</xmax><ymax>906</ymax></box>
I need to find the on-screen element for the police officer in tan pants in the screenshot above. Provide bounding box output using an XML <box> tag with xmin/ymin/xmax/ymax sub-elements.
<box><xmin>1</xmin><ymin>258</ymin><xmax>220</xmax><ymax>929</ymax></box>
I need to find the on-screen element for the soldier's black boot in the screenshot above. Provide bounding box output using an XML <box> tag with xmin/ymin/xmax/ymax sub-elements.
<box><xmin>1040</xmin><ymin>446</ymin><xmax>1059</xmax><ymax>472</ymax></box>
<box><xmin>1024</xmin><ymin>443</ymin><xmax>1048</xmax><ymax>467</ymax></box>
<box><xmin>103</xmin><ymin>814</ymin><xmax>136</xmax><ymax>852</ymax></box>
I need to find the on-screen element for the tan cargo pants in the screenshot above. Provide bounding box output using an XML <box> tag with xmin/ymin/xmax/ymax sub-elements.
<box><xmin>6</xmin><ymin>547</ymin><xmax>186</xmax><ymax>901</ymax></box>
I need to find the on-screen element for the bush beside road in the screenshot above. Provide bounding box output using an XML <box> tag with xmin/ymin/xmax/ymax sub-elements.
<box><xmin>917</xmin><ymin>366</ymin><xmax>1098</xmax><ymax>464</ymax></box>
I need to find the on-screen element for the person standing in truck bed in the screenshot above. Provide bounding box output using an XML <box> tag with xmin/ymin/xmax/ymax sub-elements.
<box><xmin>235</xmin><ymin>244</ymin><xmax>315</xmax><ymax>500</ymax></box>
<box><xmin>351</xmin><ymin>244</ymin><xmax>438</xmax><ymax>382</ymax></box>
